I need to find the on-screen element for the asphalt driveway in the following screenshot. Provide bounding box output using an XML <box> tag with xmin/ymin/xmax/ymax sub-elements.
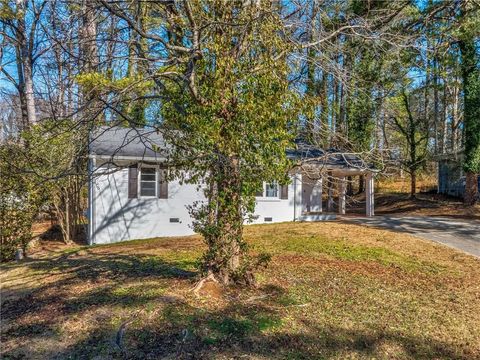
<box><xmin>343</xmin><ymin>216</ymin><xmax>480</xmax><ymax>258</ymax></box>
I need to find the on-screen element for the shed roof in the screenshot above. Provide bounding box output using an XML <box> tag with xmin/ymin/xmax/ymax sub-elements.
<box><xmin>90</xmin><ymin>126</ymin><xmax>374</xmax><ymax>171</ymax></box>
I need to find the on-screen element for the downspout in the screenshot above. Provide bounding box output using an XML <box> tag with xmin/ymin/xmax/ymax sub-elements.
<box><xmin>293</xmin><ymin>173</ymin><xmax>297</xmax><ymax>222</ymax></box>
<box><xmin>87</xmin><ymin>126</ymin><xmax>96</xmax><ymax>245</ymax></box>
<box><xmin>293</xmin><ymin>175</ymin><xmax>297</xmax><ymax>221</ymax></box>
<box><xmin>87</xmin><ymin>157</ymin><xmax>95</xmax><ymax>245</ymax></box>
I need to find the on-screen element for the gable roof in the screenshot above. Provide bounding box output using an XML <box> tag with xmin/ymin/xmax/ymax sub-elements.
<box><xmin>90</xmin><ymin>126</ymin><xmax>169</xmax><ymax>160</ymax></box>
<box><xmin>90</xmin><ymin>126</ymin><xmax>374</xmax><ymax>171</ymax></box>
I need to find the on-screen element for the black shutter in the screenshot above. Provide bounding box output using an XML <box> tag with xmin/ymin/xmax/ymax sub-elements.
<box><xmin>280</xmin><ymin>185</ymin><xmax>288</xmax><ymax>199</ymax></box>
<box><xmin>158</xmin><ymin>168</ymin><xmax>168</xmax><ymax>199</ymax></box>
<box><xmin>128</xmin><ymin>164</ymin><xmax>138</xmax><ymax>198</ymax></box>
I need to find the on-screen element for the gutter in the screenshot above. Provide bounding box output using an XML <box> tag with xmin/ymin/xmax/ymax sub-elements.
<box><xmin>89</xmin><ymin>154</ymin><xmax>167</xmax><ymax>162</ymax></box>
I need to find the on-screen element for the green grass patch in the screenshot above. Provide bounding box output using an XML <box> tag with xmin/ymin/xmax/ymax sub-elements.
<box><xmin>2</xmin><ymin>222</ymin><xmax>478</xmax><ymax>359</ymax></box>
<box><xmin>262</xmin><ymin>235</ymin><xmax>444</xmax><ymax>274</ymax></box>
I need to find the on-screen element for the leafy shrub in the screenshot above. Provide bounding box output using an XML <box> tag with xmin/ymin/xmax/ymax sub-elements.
<box><xmin>0</xmin><ymin>145</ymin><xmax>39</xmax><ymax>262</ymax></box>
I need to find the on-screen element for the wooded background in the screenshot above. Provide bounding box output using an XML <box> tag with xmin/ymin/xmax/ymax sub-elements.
<box><xmin>1</xmin><ymin>1</ymin><xmax>478</xmax><ymax>275</ymax></box>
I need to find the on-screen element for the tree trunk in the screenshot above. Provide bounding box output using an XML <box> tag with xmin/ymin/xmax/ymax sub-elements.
<box><xmin>433</xmin><ymin>56</ymin><xmax>439</xmax><ymax>152</ymax></box>
<box><xmin>451</xmin><ymin>82</ymin><xmax>459</xmax><ymax>152</ymax></box>
<box><xmin>15</xmin><ymin>44</ymin><xmax>29</xmax><ymax>131</ymax></box>
<box><xmin>64</xmin><ymin>188</ymin><xmax>71</xmax><ymax>244</ymax></box>
<box><xmin>441</xmin><ymin>80</ymin><xmax>448</xmax><ymax>153</ymax></box>
<box><xmin>459</xmin><ymin>27</ymin><xmax>480</xmax><ymax>205</ymax></box>
<box><xmin>327</xmin><ymin>171</ymin><xmax>334</xmax><ymax>212</ymax></box>
<box><xmin>23</xmin><ymin>57</ymin><xmax>37</xmax><ymax>126</ymax></box>
<box><xmin>464</xmin><ymin>173</ymin><xmax>478</xmax><ymax>206</ymax></box>
<box><xmin>358</xmin><ymin>175</ymin><xmax>364</xmax><ymax>194</ymax></box>
<box><xmin>346</xmin><ymin>176</ymin><xmax>353</xmax><ymax>195</ymax></box>
<box><xmin>202</xmin><ymin>156</ymin><xmax>251</xmax><ymax>286</ymax></box>
<box><xmin>320</xmin><ymin>71</ymin><xmax>328</xmax><ymax>146</ymax></box>
<box><xmin>17</xmin><ymin>0</ymin><xmax>36</xmax><ymax>126</ymax></box>
<box><xmin>81</xmin><ymin>0</ymin><xmax>98</xmax><ymax>73</ymax></box>
<box><xmin>410</xmin><ymin>171</ymin><xmax>416</xmax><ymax>198</ymax></box>
<box><xmin>14</xmin><ymin>0</ymin><xmax>36</xmax><ymax>130</ymax></box>
<box><xmin>459</xmin><ymin>2</ymin><xmax>480</xmax><ymax>205</ymax></box>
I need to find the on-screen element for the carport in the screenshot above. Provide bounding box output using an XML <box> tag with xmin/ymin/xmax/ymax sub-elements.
<box><xmin>288</xmin><ymin>144</ymin><xmax>377</xmax><ymax>219</ymax></box>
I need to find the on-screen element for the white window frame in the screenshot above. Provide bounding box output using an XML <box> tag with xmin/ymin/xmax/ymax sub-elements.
<box><xmin>256</xmin><ymin>181</ymin><xmax>281</xmax><ymax>201</ymax></box>
<box><xmin>138</xmin><ymin>165</ymin><xmax>158</xmax><ymax>198</ymax></box>
<box><xmin>265</xmin><ymin>181</ymin><xmax>279</xmax><ymax>198</ymax></box>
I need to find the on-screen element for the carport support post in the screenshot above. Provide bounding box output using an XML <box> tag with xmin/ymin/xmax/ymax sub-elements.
<box><xmin>311</xmin><ymin>177</ymin><xmax>323</xmax><ymax>212</ymax></box>
<box><xmin>294</xmin><ymin>172</ymin><xmax>303</xmax><ymax>220</ymax></box>
<box><xmin>366</xmin><ymin>173</ymin><xmax>374</xmax><ymax>217</ymax></box>
<box><xmin>338</xmin><ymin>176</ymin><xmax>346</xmax><ymax>215</ymax></box>
<box><xmin>327</xmin><ymin>171</ymin><xmax>334</xmax><ymax>212</ymax></box>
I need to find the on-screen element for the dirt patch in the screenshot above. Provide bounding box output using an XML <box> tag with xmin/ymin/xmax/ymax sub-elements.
<box><xmin>193</xmin><ymin>278</ymin><xmax>224</xmax><ymax>299</ymax></box>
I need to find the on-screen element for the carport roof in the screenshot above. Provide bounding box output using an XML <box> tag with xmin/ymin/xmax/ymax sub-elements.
<box><xmin>286</xmin><ymin>142</ymin><xmax>374</xmax><ymax>170</ymax></box>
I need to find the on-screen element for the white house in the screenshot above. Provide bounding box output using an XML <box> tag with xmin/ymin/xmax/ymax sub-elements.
<box><xmin>88</xmin><ymin>127</ymin><xmax>375</xmax><ymax>244</ymax></box>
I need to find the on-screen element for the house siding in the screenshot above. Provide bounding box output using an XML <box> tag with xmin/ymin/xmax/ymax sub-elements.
<box><xmin>438</xmin><ymin>160</ymin><xmax>464</xmax><ymax>197</ymax></box>
<box><xmin>437</xmin><ymin>158</ymin><xmax>480</xmax><ymax>198</ymax></box>
<box><xmin>90</xmin><ymin>162</ymin><xmax>296</xmax><ymax>244</ymax></box>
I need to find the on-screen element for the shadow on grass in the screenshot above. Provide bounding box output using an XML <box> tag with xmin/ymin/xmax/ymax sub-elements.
<box><xmin>2</xmin><ymin>251</ymin><xmax>476</xmax><ymax>359</ymax></box>
<box><xmin>42</xmin><ymin>290</ymin><xmax>475</xmax><ymax>360</ymax></box>
<box><xmin>1</xmin><ymin>251</ymin><xmax>196</xmax><ymax>330</ymax></box>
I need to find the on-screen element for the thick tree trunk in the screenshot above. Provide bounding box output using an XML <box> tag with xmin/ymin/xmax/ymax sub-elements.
<box><xmin>79</xmin><ymin>0</ymin><xmax>99</xmax><ymax>112</ymax></box>
<box><xmin>202</xmin><ymin>156</ymin><xmax>251</xmax><ymax>286</ymax></box>
<box><xmin>410</xmin><ymin>171</ymin><xmax>416</xmax><ymax>198</ymax></box>
<box><xmin>464</xmin><ymin>173</ymin><xmax>478</xmax><ymax>206</ymax></box>
<box><xmin>14</xmin><ymin>0</ymin><xmax>36</xmax><ymax>130</ymax></box>
<box><xmin>81</xmin><ymin>0</ymin><xmax>98</xmax><ymax>73</ymax></box>
<box><xmin>459</xmin><ymin>4</ymin><xmax>480</xmax><ymax>205</ymax></box>
<box><xmin>23</xmin><ymin>58</ymin><xmax>37</xmax><ymax>125</ymax></box>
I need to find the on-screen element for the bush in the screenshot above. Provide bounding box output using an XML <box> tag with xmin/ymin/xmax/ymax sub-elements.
<box><xmin>0</xmin><ymin>145</ymin><xmax>38</xmax><ymax>262</ymax></box>
<box><xmin>0</xmin><ymin>196</ymin><xmax>34</xmax><ymax>261</ymax></box>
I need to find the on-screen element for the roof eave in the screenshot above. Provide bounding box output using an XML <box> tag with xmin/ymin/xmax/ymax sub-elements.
<box><xmin>90</xmin><ymin>154</ymin><xmax>167</xmax><ymax>162</ymax></box>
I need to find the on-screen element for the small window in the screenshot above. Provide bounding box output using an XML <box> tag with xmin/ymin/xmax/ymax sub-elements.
<box><xmin>264</xmin><ymin>217</ymin><xmax>273</xmax><ymax>222</ymax></box>
<box><xmin>140</xmin><ymin>167</ymin><xmax>157</xmax><ymax>197</ymax></box>
<box><xmin>265</xmin><ymin>181</ymin><xmax>278</xmax><ymax>198</ymax></box>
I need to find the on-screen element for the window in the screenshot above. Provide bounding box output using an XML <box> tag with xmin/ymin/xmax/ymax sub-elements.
<box><xmin>255</xmin><ymin>181</ymin><xmax>288</xmax><ymax>199</ymax></box>
<box><xmin>265</xmin><ymin>181</ymin><xmax>278</xmax><ymax>197</ymax></box>
<box><xmin>140</xmin><ymin>167</ymin><xmax>157</xmax><ymax>197</ymax></box>
<box><xmin>128</xmin><ymin>164</ymin><xmax>168</xmax><ymax>199</ymax></box>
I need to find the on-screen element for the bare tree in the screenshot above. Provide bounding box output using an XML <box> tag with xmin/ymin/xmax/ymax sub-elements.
<box><xmin>0</xmin><ymin>0</ymin><xmax>47</xmax><ymax>131</ymax></box>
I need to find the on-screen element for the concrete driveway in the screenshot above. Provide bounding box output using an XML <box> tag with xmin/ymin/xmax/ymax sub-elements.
<box><xmin>343</xmin><ymin>216</ymin><xmax>480</xmax><ymax>258</ymax></box>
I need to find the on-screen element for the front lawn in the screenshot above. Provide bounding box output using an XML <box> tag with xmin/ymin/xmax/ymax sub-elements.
<box><xmin>1</xmin><ymin>222</ymin><xmax>479</xmax><ymax>359</ymax></box>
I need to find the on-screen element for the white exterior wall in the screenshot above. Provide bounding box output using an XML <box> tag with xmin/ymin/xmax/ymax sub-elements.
<box><xmin>90</xmin><ymin>163</ymin><xmax>297</xmax><ymax>244</ymax></box>
<box><xmin>251</xmin><ymin>174</ymin><xmax>297</xmax><ymax>224</ymax></box>
<box><xmin>91</xmin><ymin>163</ymin><xmax>203</xmax><ymax>244</ymax></box>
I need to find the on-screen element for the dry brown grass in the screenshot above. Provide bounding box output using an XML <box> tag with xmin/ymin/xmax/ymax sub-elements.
<box><xmin>1</xmin><ymin>222</ymin><xmax>479</xmax><ymax>359</ymax></box>
<box><xmin>377</xmin><ymin>175</ymin><xmax>437</xmax><ymax>194</ymax></box>
<box><xmin>346</xmin><ymin>191</ymin><xmax>480</xmax><ymax>220</ymax></box>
